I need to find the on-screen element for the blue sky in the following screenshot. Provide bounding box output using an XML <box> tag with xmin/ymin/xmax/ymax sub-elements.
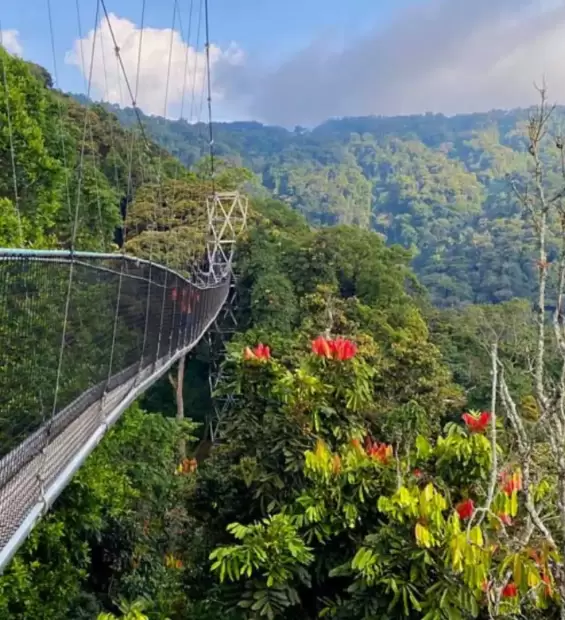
<box><xmin>2</xmin><ymin>0</ymin><xmax>565</xmax><ymax>126</ymax></box>
<box><xmin>0</xmin><ymin>0</ymin><xmax>413</xmax><ymax>98</ymax></box>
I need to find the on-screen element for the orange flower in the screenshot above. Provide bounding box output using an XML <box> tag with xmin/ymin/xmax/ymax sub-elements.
<box><xmin>178</xmin><ymin>458</ymin><xmax>198</xmax><ymax>475</ymax></box>
<box><xmin>542</xmin><ymin>573</ymin><xmax>552</xmax><ymax>596</ymax></box>
<box><xmin>528</xmin><ymin>549</ymin><xmax>541</xmax><ymax>565</ymax></box>
<box><xmin>500</xmin><ymin>469</ymin><xmax>522</xmax><ymax>496</ymax></box>
<box><xmin>311</xmin><ymin>336</ymin><xmax>332</xmax><ymax>358</ymax></box>
<box><xmin>502</xmin><ymin>582</ymin><xmax>518</xmax><ymax>598</ymax></box>
<box><xmin>456</xmin><ymin>499</ymin><xmax>475</xmax><ymax>520</ymax></box>
<box><xmin>350</xmin><ymin>438</ymin><xmax>362</xmax><ymax>452</ymax></box>
<box><xmin>462</xmin><ymin>411</ymin><xmax>491</xmax><ymax>433</ymax></box>
<box><xmin>311</xmin><ymin>336</ymin><xmax>357</xmax><ymax>360</ymax></box>
<box><xmin>243</xmin><ymin>343</ymin><xmax>271</xmax><ymax>361</ymax></box>
<box><xmin>365</xmin><ymin>439</ymin><xmax>393</xmax><ymax>464</ymax></box>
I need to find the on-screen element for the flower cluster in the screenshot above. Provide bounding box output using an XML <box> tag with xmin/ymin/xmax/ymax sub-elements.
<box><xmin>311</xmin><ymin>336</ymin><xmax>357</xmax><ymax>361</ymax></box>
<box><xmin>502</xmin><ymin>582</ymin><xmax>517</xmax><ymax>598</ymax></box>
<box><xmin>364</xmin><ymin>437</ymin><xmax>393</xmax><ymax>464</ymax></box>
<box><xmin>462</xmin><ymin>411</ymin><xmax>491</xmax><ymax>433</ymax></box>
<box><xmin>176</xmin><ymin>458</ymin><xmax>197</xmax><ymax>475</ymax></box>
<box><xmin>500</xmin><ymin>469</ymin><xmax>522</xmax><ymax>496</ymax></box>
<box><xmin>243</xmin><ymin>343</ymin><xmax>271</xmax><ymax>361</ymax></box>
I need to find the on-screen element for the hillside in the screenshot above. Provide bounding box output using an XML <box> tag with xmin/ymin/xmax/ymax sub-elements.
<box><xmin>106</xmin><ymin>102</ymin><xmax>562</xmax><ymax>307</ymax></box>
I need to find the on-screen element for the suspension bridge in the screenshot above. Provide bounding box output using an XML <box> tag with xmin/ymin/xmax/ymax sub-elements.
<box><xmin>0</xmin><ymin>0</ymin><xmax>247</xmax><ymax>573</ymax></box>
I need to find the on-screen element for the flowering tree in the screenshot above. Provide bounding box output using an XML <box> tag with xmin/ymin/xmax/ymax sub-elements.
<box><xmin>204</xmin><ymin>330</ymin><xmax>558</xmax><ymax>619</ymax></box>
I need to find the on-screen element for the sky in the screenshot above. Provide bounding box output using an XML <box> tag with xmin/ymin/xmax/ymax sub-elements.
<box><xmin>2</xmin><ymin>0</ymin><xmax>565</xmax><ymax>127</ymax></box>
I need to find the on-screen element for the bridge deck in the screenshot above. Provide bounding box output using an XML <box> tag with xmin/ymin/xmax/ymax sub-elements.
<box><xmin>0</xmin><ymin>253</ymin><xmax>230</xmax><ymax>572</ymax></box>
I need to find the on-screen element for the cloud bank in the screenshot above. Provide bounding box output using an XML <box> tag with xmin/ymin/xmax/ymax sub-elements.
<box><xmin>65</xmin><ymin>13</ymin><xmax>244</xmax><ymax>119</ymax></box>
<box><xmin>66</xmin><ymin>0</ymin><xmax>565</xmax><ymax>127</ymax></box>
<box><xmin>223</xmin><ymin>0</ymin><xmax>565</xmax><ymax>126</ymax></box>
<box><xmin>0</xmin><ymin>30</ymin><xmax>23</xmax><ymax>56</ymax></box>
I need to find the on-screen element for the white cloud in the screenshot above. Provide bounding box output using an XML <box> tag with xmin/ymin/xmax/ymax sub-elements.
<box><xmin>0</xmin><ymin>30</ymin><xmax>23</xmax><ymax>56</ymax></box>
<box><xmin>65</xmin><ymin>13</ymin><xmax>244</xmax><ymax>119</ymax></box>
<box><xmin>64</xmin><ymin>1</ymin><xmax>565</xmax><ymax>127</ymax></box>
<box><xmin>221</xmin><ymin>0</ymin><xmax>565</xmax><ymax>127</ymax></box>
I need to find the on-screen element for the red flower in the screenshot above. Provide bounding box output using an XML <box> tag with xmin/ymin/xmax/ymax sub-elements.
<box><xmin>243</xmin><ymin>344</ymin><xmax>271</xmax><ymax>362</ymax></box>
<box><xmin>456</xmin><ymin>499</ymin><xmax>475</xmax><ymax>520</ymax></box>
<box><xmin>462</xmin><ymin>411</ymin><xmax>491</xmax><ymax>433</ymax></box>
<box><xmin>254</xmin><ymin>343</ymin><xmax>271</xmax><ymax>359</ymax></box>
<box><xmin>311</xmin><ymin>336</ymin><xmax>357</xmax><ymax>360</ymax></box>
<box><xmin>365</xmin><ymin>439</ymin><xmax>393</xmax><ymax>464</ymax></box>
<box><xmin>413</xmin><ymin>468</ymin><xmax>423</xmax><ymax>478</ymax></box>
<box><xmin>502</xmin><ymin>582</ymin><xmax>518</xmax><ymax>598</ymax></box>
<box><xmin>330</xmin><ymin>337</ymin><xmax>357</xmax><ymax>361</ymax></box>
<box><xmin>312</xmin><ymin>336</ymin><xmax>332</xmax><ymax>358</ymax></box>
<box><xmin>500</xmin><ymin>470</ymin><xmax>522</xmax><ymax>496</ymax></box>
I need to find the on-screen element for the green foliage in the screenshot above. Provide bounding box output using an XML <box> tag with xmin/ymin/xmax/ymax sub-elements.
<box><xmin>5</xmin><ymin>48</ymin><xmax>564</xmax><ymax>620</ymax></box>
<box><xmin>0</xmin><ymin>405</ymin><xmax>199</xmax><ymax>619</ymax></box>
<box><xmin>104</xmin><ymin>100</ymin><xmax>565</xmax><ymax>306</ymax></box>
<box><xmin>198</xmin><ymin>339</ymin><xmax>558</xmax><ymax>619</ymax></box>
<box><xmin>0</xmin><ymin>47</ymin><xmax>190</xmax><ymax>253</ymax></box>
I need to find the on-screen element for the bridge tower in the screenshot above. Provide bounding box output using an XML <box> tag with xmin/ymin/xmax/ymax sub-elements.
<box><xmin>198</xmin><ymin>191</ymin><xmax>248</xmax><ymax>442</ymax></box>
<box><xmin>202</xmin><ymin>192</ymin><xmax>248</xmax><ymax>285</ymax></box>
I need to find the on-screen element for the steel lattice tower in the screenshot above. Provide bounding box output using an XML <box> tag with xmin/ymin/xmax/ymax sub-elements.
<box><xmin>198</xmin><ymin>191</ymin><xmax>248</xmax><ymax>442</ymax></box>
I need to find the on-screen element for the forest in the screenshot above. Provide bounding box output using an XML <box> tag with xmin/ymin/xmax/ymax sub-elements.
<box><xmin>4</xmin><ymin>44</ymin><xmax>565</xmax><ymax>620</ymax></box>
<box><xmin>105</xmin><ymin>99</ymin><xmax>565</xmax><ymax>307</ymax></box>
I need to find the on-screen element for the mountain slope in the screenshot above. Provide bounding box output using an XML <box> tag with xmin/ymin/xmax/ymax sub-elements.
<box><xmin>106</xmin><ymin>102</ymin><xmax>562</xmax><ymax>306</ymax></box>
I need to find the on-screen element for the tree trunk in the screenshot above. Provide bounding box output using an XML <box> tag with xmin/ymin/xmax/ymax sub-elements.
<box><xmin>169</xmin><ymin>354</ymin><xmax>186</xmax><ymax>458</ymax></box>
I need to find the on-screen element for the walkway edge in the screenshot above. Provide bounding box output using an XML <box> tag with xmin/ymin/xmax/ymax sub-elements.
<box><xmin>0</xmin><ymin>285</ymin><xmax>228</xmax><ymax>574</ymax></box>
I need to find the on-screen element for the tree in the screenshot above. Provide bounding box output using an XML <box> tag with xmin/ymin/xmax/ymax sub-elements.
<box><xmin>202</xmin><ymin>332</ymin><xmax>557</xmax><ymax>619</ymax></box>
<box><xmin>486</xmin><ymin>85</ymin><xmax>565</xmax><ymax>619</ymax></box>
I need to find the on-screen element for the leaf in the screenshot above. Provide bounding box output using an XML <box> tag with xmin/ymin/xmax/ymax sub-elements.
<box><xmin>416</xmin><ymin>435</ymin><xmax>432</xmax><ymax>458</ymax></box>
<box><xmin>415</xmin><ymin>523</ymin><xmax>432</xmax><ymax>548</ymax></box>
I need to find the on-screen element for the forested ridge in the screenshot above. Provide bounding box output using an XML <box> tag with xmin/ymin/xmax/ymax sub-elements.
<box><xmin>5</xmin><ymin>46</ymin><xmax>565</xmax><ymax>620</ymax></box>
<box><xmin>102</xmin><ymin>100</ymin><xmax>565</xmax><ymax>307</ymax></box>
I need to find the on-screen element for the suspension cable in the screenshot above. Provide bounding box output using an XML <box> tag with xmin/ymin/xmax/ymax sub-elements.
<box><xmin>154</xmin><ymin>0</ymin><xmax>180</xmax><ymax>365</ymax></box>
<box><xmin>46</xmin><ymin>0</ymin><xmax>74</xmax><ymax>223</ymax></box>
<box><xmin>99</xmin><ymin>0</ymin><xmax>150</xmax><ymax>149</ymax></box>
<box><xmin>189</xmin><ymin>0</ymin><xmax>204</xmax><ymax>125</ymax></box>
<box><xmin>50</xmin><ymin>0</ymin><xmax>101</xmax><ymax>430</ymax></box>
<box><xmin>204</xmin><ymin>0</ymin><xmax>216</xmax><ymax>189</ymax></box>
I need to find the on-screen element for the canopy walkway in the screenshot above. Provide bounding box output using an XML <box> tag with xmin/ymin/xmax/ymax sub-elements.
<box><xmin>0</xmin><ymin>193</ymin><xmax>247</xmax><ymax>574</ymax></box>
<box><xmin>0</xmin><ymin>0</ymin><xmax>249</xmax><ymax>573</ymax></box>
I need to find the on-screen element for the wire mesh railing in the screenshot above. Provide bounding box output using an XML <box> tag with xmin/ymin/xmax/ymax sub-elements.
<box><xmin>0</xmin><ymin>249</ymin><xmax>230</xmax><ymax>569</ymax></box>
